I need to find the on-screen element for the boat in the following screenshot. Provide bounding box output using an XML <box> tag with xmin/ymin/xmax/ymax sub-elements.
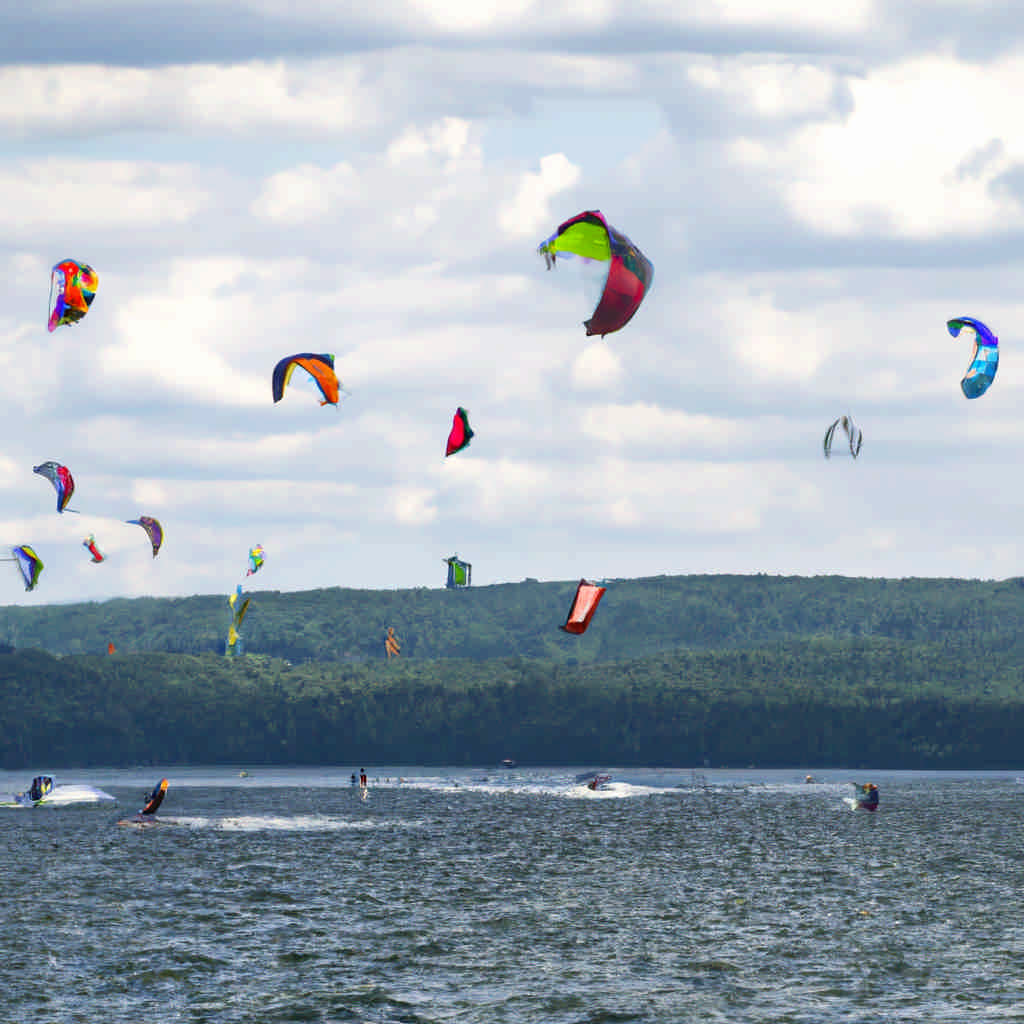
<box><xmin>500</xmin><ymin>758</ymin><xmax>516</xmax><ymax>769</ymax></box>
<box><xmin>1</xmin><ymin>775</ymin><xmax>115</xmax><ymax>808</ymax></box>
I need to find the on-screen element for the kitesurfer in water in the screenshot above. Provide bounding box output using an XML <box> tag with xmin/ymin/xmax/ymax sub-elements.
<box><xmin>29</xmin><ymin>776</ymin><xmax>53</xmax><ymax>802</ymax></box>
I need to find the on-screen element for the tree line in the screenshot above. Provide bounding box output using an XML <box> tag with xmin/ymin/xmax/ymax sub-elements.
<box><xmin>2</xmin><ymin>573</ymin><xmax>1024</xmax><ymax>665</ymax></box>
<box><xmin>2</xmin><ymin>627</ymin><xmax>1022</xmax><ymax>768</ymax></box>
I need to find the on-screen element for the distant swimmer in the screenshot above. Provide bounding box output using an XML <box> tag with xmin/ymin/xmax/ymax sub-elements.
<box><xmin>805</xmin><ymin>775</ymin><xmax>815</xmax><ymax>784</ymax></box>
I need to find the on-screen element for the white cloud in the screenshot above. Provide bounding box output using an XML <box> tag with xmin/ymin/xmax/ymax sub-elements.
<box><xmin>498</xmin><ymin>153</ymin><xmax>581</xmax><ymax>238</ymax></box>
<box><xmin>255</xmin><ymin>162</ymin><xmax>360</xmax><ymax>223</ymax></box>
<box><xmin>0</xmin><ymin>62</ymin><xmax>378</xmax><ymax>139</ymax></box>
<box><xmin>738</xmin><ymin>53</ymin><xmax>1024</xmax><ymax>239</ymax></box>
<box><xmin>393</xmin><ymin>487</ymin><xmax>438</xmax><ymax>524</ymax></box>
<box><xmin>0</xmin><ymin>160</ymin><xmax>208</xmax><ymax>237</ymax></box>
<box><xmin>570</xmin><ymin>342</ymin><xmax>622</xmax><ymax>390</ymax></box>
<box><xmin>684</xmin><ymin>58</ymin><xmax>846</xmax><ymax>121</ymax></box>
<box><xmin>579</xmin><ymin>403</ymin><xmax>743</xmax><ymax>449</ymax></box>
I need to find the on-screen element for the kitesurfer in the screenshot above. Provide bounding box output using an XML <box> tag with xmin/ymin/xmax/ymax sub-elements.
<box><xmin>29</xmin><ymin>776</ymin><xmax>52</xmax><ymax>802</ymax></box>
<box><xmin>853</xmin><ymin>782</ymin><xmax>879</xmax><ymax>811</ymax></box>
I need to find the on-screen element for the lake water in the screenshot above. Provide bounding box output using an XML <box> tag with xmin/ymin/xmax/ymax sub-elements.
<box><xmin>2</xmin><ymin>766</ymin><xmax>1023</xmax><ymax>1023</ymax></box>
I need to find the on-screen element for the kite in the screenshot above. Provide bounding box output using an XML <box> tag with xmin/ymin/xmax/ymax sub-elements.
<box><xmin>246</xmin><ymin>545</ymin><xmax>265</xmax><ymax>576</ymax></box>
<box><xmin>444</xmin><ymin>554</ymin><xmax>471</xmax><ymax>588</ymax></box>
<box><xmin>948</xmin><ymin>317</ymin><xmax>999</xmax><ymax>399</ymax></box>
<box><xmin>139</xmin><ymin>778</ymin><xmax>168</xmax><ymax>816</ymax></box>
<box><xmin>48</xmin><ymin>259</ymin><xmax>98</xmax><ymax>332</ymax></box>
<box><xmin>4</xmin><ymin>545</ymin><xmax>44</xmax><ymax>592</ymax></box>
<box><xmin>126</xmin><ymin>517</ymin><xmax>163</xmax><ymax>557</ymax></box>
<box><xmin>385</xmin><ymin>626</ymin><xmax>401</xmax><ymax>658</ymax></box>
<box><xmin>83</xmin><ymin>535</ymin><xmax>105</xmax><ymax>563</ymax></box>
<box><xmin>33</xmin><ymin>462</ymin><xmax>76</xmax><ymax>513</ymax></box>
<box><xmin>823</xmin><ymin>416</ymin><xmax>863</xmax><ymax>459</ymax></box>
<box><xmin>560</xmin><ymin>579</ymin><xmax>607</xmax><ymax>635</ymax></box>
<box><xmin>446</xmin><ymin>408</ymin><xmax>474</xmax><ymax>457</ymax></box>
<box><xmin>229</xmin><ymin>587</ymin><xmax>251</xmax><ymax>630</ymax></box>
<box><xmin>226</xmin><ymin>586</ymin><xmax>251</xmax><ymax>656</ymax></box>
<box><xmin>272</xmin><ymin>353</ymin><xmax>340</xmax><ymax>406</ymax></box>
<box><xmin>538</xmin><ymin>210</ymin><xmax>653</xmax><ymax>337</ymax></box>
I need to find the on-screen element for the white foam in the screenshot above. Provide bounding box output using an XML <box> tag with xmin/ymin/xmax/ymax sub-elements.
<box><xmin>171</xmin><ymin>815</ymin><xmax>420</xmax><ymax>833</ymax></box>
<box><xmin>41</xmin><ymin>784</ymin><xmax>116</xmax><ymax>805</ymax></box>
<box><xmin>565</xmin><ymin>781</ymin><xmax>665</xmax><ymax>800</ymax></box>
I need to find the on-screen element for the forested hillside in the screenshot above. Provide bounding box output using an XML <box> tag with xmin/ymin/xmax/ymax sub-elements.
<box><xmin>2</xmin><ymin>574</ymin><xmax>1022</xmax><ymax>663</ymax></box>
<box><xmin>4</xmin><ymin>575</ymin><xmax>1023</xmax><ymax>769</ymax></box>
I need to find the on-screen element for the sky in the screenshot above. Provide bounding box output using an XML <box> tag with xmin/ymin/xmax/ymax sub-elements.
<box><xmin>3</xmin><ymin>0</ymin><xmax>1024</xmax><ymax>605</ymax></box>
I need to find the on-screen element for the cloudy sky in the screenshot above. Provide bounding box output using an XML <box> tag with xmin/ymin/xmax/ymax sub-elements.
<box><xmin>2</xmin><ymin>0</ymin><xmax>1024</xmax><ymax>605</ymax></box>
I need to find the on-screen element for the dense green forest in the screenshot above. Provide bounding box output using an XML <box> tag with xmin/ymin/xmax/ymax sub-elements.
<box><xmin>3</xmin><ymin>573</ymin><xmax>1024</xmax><ymax>663</ymax></box>
<box><xmin>3</xmin><ymin>574</ymin><xmax>1024</xmax><ymax>769</ymax></box>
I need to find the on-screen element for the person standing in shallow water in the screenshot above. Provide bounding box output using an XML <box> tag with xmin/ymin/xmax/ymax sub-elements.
<box><xmin>359</xmin><ymin>769</ymin><xmax>368</xmax><ymax>800</ymax></box>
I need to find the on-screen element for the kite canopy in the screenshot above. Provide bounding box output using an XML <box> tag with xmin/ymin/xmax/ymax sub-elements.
<box><xmin>446</xmin><ymin>408</ymin><xmax>474</xmax><ymax>457</ymax></box>
<box><xmin>229</xmin><ymin>587</ymin><xmax>251</xmax><ymax>630</ymax></box>
<box><xmin>538</xmin><ymin>210</ymin><xmax>653</xmax><ymax>337</ymax></box>
<box><xmin>83</xmin><ymin>535</ymin><xmax>104</xmax><ymax>563</ymax></box>
<box><xmin>48</xmin><ymin>259</ymin><xmax>98</xmax><ymax>332</ymax></box>
<box><xmin>33</xmin><ymin>461</ymin><xmax>75</xmax><ymax>513</ymax></box>
<box><xmin>226</xmin><ymin>586</ymin><xmax>251</xmax><ymax>655</ymax></box>
<box><xmin>12</xmin><ymin>545</ymin><xmax>43</xmax><ymax>591</ymax></box>
<box><xmin>823</xmin><ymin>416</ymin><xmax>863</xmax><ymax>459</ymax></box>
<box><xmin>385</xmin><ymin>626</ymin><xmax>401</xmax><ymax>658</ymax></box>
<box><xmin>948</xmin><ymin>317</ymin><xmax>999</xmax><ymax>399</ymax></box>
<box><xmin>444</xmin><ymin>555</ymin><xmax>471</xmax><ymax>588</ymax></box>
<box><xmin>246</xmin><ymin>544</ymin><xmax>265</xmax><ymax>576</ymax></box>
<box><xmin>560</xmin><ymin>579</ymin><xmax>607</xmax><ymax>635</ymax></box>
<box><xmin>140</xmin><ymin>778</ymin><xmax>167</xmax><ymax>816</ymax></box>
<box><xmin>272</xmin><ymin>353</ymin><xmax>340</xmax><ymax>406</ymax></box>
<box><xmin>126</xmin><ymin>516</ymin><xmax>163</xmax><ymax>557</ymax></box>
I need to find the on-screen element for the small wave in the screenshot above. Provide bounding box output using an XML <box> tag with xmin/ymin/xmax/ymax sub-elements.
<box><xmin>171</xmin><ymin>815</ymin><xmax>420</xmax><ymax>833</ymax></box>
<box><xmin>565</xmin><ymin>781</ymin><xmax>666</xmax><ymax>800</ymax></box>
<box><xmin>32</xmin><ymin>785</ymin><xmax>116</xmax><ymax>806</ymax></box>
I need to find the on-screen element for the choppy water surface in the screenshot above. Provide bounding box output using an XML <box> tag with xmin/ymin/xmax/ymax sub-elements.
<box><xmin>2</xmin><ymin>766</ymin><xmax>1024</xmax><ymax>1023</ymax></box>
